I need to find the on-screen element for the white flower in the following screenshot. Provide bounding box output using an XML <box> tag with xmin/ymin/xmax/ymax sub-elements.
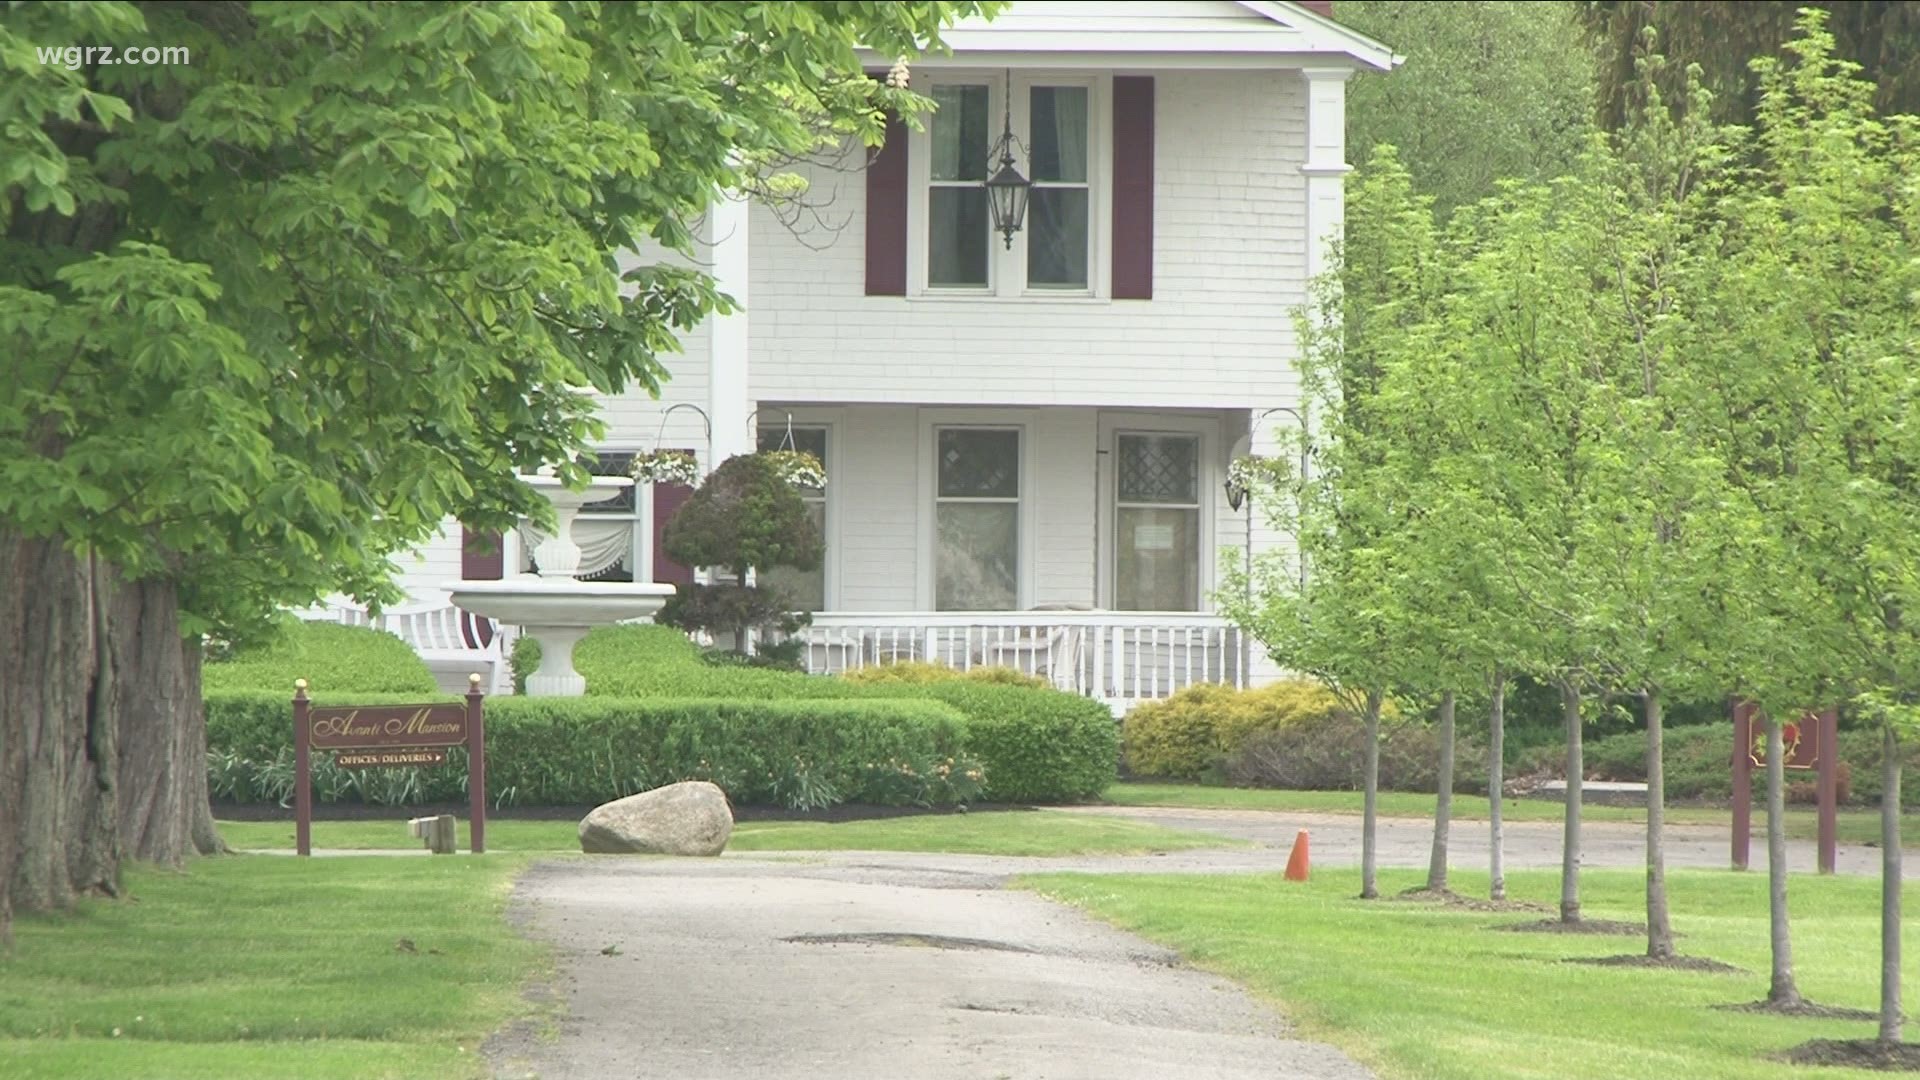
<box><xmin>630</xmin><ymin>450</ymin><xmax>703</xmax><ymax>486</ymax></box>
<box><xmin>762</xmin><ymin>450</ymin><xmax>827</xmax><ymax>490</ymax></box>
<box><xmin>886</xmin><ymin>58</ymin><xmax>911</xmax><ymax>89</ymax></box>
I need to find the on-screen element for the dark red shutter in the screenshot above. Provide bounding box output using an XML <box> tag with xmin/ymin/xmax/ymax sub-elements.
<box><xmin>865</xmin><ymin>110</ymin><xmax>909</xmax><ymax>296</ymax></box>
<box><xmin>1294</xmin><ymin>0</ymin><xmax>1335</xmax><ymax>17</ymax></box>
<box><xmin>457</xmin><ymin>525</ymin><xmax>503</xmax><ymax>648</ymax></box>
<box><xmin>460</xmin><ymin>525</ymin><xmax>504</xmax><ymax>580</ymax></box>
<box><xmin>1111</xmin><ymin>76</ymin><xmax>1155</xmax><ymax>300</ymax></box>
<box><xmin>652</xmin><ymin>454</ymin><xmax>698</xmax><ymax>588</ymax></box>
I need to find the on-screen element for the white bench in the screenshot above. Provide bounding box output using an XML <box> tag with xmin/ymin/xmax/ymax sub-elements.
<box><xmin>296</xmin><ymin>600</ymin><xmax>513</xmax><ymax>695</ymax></box>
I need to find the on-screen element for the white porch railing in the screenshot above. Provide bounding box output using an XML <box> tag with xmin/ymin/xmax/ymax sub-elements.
<box><xmin>295</xmin><ymin>600</ymin><xmax>515</xmax><ymax>695</ymax></box>
<box><xmin>796</xmin><ymin>611</ymin><xmax>1249</xmax><ymax>715</ymax></box>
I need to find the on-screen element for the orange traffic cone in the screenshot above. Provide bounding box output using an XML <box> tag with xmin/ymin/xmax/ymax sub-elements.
<box><xmin>1284</xmin><ymin>829</ymin><xmax>1310</xmax><ymax>882</ymax></box>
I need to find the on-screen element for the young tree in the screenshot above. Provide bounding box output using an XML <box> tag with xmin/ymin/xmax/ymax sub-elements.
<box><xmin>0</xmin><ymin>0</ymin><xmax>982</xmax><ymax>931</ymax></box>
<box><xmin>1687</xmin><ymin>11</ymin><xmax>1920</xmax><ymax>1026</ymax></box>
<box><xmin>1340</xmin><ymin>1</ymin><xmax>1594</xmax><ymax>218</ymax></box>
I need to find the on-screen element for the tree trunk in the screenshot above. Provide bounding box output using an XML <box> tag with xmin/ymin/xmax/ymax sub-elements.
<box><xmin>1427</xmin><ymin>690</ymin><xmax>1456</xmax><ymax>893</ymax></box>
<box><xmin>1361</xmin><ymin>687</ymin><xmax>1383</xmax><ymax>900</ymax></box>
<box><xmin>1766</xmin><ymin>711</ymin><xmax>1802</xmax><ymax>1006</ymax></box>
<box><xmin>0</xmin><ymin>530</ymin><xmax>221</xmax><ymax>937</ymax></box>
<box><xmin>1489</xmin><ymin>674</ymin><xmax>1507</xmax><ymax>901</ymax></box>
<box><xmin>109</xmin><ymin>579</ymin><xmax>222</xmax><ymax>862</ymax></box>
<box><xmin>1881</xmin><ymin>725</ymin><xmax>1902</xmax><ymax>1045</ymax></box>
<box><xmin>1644</xmin><ymin>688</ymin><xmax>1674</xmax><ymax>959</ymax></box>
<box><xmin>1</xmin><ymin>534</ymin><xmax>121</xmax><ymax>933</ymax></box>
<box><xmin>1560</xmin><ymin>681</ymin><xmax>1583</xmax><ymax>924</ymax></box>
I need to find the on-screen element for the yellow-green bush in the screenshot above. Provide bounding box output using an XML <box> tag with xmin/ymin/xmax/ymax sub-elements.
<box><xmin>839</xmin><ymin>661</ymin><xmax>1049</xmax><ymax>690</ymax></box>
<box><xmin>1122</xmin><ymin>680</ymin><xmax>1355</xmax><ymax>780</ymax></box>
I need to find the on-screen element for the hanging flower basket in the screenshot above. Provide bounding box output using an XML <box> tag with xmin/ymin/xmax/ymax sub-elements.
<box><xmin>762</xmin><ymin>449</ymin><xmax>827</xmax><ymax>490</ymax></box>
<box><xmin>630</xmin><ymin>449</ymin><xmax>703</xmax><ymax>486</ymax></box>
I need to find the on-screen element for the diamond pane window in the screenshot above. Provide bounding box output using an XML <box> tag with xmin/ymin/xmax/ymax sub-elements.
<box><xmin>1116</xmin><ymin>434</ymin><xmax>1201</xmax><ymax>611</ymax></box>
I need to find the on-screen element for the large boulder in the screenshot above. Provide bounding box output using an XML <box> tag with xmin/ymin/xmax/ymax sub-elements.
<box><xmin>579</xmin><ymin>781</ymin><xmax>733</xmax><ymax>856</ymax></box>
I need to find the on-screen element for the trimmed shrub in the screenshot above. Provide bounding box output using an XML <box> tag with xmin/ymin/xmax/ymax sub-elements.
<box><xmin>917</xmin><ymin>682</ymin><xmax>1118</xmax><ymax>802</ymax></box>
<box><xmin>840</xmin><ymin>661</ymin><xmax>1049</xmax><ymax>690</ymax></box>
<box><xmin>1122</xmin><ymin>680</ymin><xmax>1355</xmax><ymax>781</ymax></box>
<box><xmin>557</xmin><ymin>625</ymin><xmax>1117</xmax><ymax>801</ymax></box>
<box><xmin>205</xmin><ymin>690</ymin><xmax>981</xmax><ymax>810</ymax></box>
<box><xmin>204</xmin><ymin>621</ymin><xmax>437</xmax><ymax>696</ymax></box>
<box><xmin>1221</xmin><ymin>709</ymin><xmax>1484</xmax><ymax>794</ymax></box>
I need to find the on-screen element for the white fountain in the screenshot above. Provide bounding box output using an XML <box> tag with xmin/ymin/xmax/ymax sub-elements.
<box><xmin>447</xmin><ymin>472</ymin><xmax>675</xmax><ymax>696</ymax></box>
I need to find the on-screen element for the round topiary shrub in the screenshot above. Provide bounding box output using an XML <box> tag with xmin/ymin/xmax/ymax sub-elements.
<box><xmin>1122</xmin><ymin>680</ymin><xmax>1354</xmax><ymax>780</ymax></box>
<box><xmin>203</xmin><ymin>620</ymin><xmax>437</xmax><ymax>696</ymax></box>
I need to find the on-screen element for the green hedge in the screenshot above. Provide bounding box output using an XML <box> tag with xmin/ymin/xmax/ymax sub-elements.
<box><xmin>915</xmin><ymin>682</ymin><xmax>1118</xmax><ymax>802</ymax></box>
<box><xmin>206</xmin><ymin>690</ymin><xmax>981</xmax><ymax>810</ymax></box>
<box><xmin>537</xmin><ymin>625</ymin><xmax>1118</xmax><ymax>802</ymax></box>
<box><xmin>205</xmin><ymin>621</ymin><xmax>437</xmax><ymax>696</ymax></box>
<box><xmin>1522</xmin><ymin>720</ymin><xmax>1920</xmax><ymax>805</ymax></box>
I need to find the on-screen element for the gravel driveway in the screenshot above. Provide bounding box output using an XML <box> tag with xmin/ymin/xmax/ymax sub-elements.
<box><xmin>485</xmin><ymin>854</ymin><xmax>1375</xmax><ymax>1080</ymax></box>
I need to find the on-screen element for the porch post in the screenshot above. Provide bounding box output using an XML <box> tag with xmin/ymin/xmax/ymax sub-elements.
<box><xmin>708</xmin><ymin>191</ymin><xmax>753</xmax><ymax>466</ymax></box>
<box><xmin>1301</xmin><ymin>68</ymin><xmax>1352</xmax><ymax>283</ymax></box>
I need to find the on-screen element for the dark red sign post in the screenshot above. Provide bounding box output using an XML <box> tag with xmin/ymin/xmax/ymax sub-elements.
<box><xmin>467</xmin><ymin>674</ymin><xmax>487</xmax><ymax>855</ymax></box>
<box><xmin>292</xmin><ymin>676</ymin><xmax>488</xmax><ymax>856</ymax></box>
<box><xmin>1731</xmin><ymin>701</ymin><xmax>1838</xmax><ymax>874</ymax></box>
<box><xmin>294</xmin><ymin>679</ymin><xmax>313</xmax><ymax>857</ymax></box>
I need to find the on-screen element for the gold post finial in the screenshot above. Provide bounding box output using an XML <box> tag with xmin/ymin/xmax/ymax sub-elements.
<box><xmin>294</xmin><ymin>678</ymin><xmax>308</xmax><ymax>690</ymax></box>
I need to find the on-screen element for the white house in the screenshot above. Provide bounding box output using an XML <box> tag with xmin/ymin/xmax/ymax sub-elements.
<box><xmin>350</xmin><ymin>1</ymin><xmax>1397</xmax><ymax>710</ymax></box>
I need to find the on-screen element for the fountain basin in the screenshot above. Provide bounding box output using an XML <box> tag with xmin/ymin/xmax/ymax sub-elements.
<box><xmin>522</xmin><ymin>472</ymin><xmax>633</xmax><ymax>511</ymax></box>
<box><xmin>448</xmin><ymin>579</ymin><xmax>674</xmax><ymax>697</ymax></box>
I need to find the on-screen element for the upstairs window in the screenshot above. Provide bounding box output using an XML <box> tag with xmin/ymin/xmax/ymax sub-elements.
<box><xmin>1027</xmin><ymin>85</ymin><xmax>1090</xmax><ymax>289</ymax></box>
<box><xmin>914</xmin><ymin>76</ymin><xmax>1102</xmax><ymax>297</ymax></box>
<box><xmin>928</xmin><ymin>84</ymin><xmax>992</xmax><ymax>288</ymax></box>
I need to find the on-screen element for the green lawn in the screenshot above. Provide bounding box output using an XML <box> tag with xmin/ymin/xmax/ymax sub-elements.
<box><xmin>0</xmin><ymin>855</ymin><xmax>539</xmax><ymax>1080</ymax></box>
<box><xmin>1028</xmin><ymin>866</ymin><xmax>1919</xmax><ymax>1080</ymax></box>
<box><xmin>216</xmin><ymin>810</ymin><xmax>1235</xmax><ymax>857</ymax></box>
<box><xmin>1105</xmin><ymin>782</ymin><xmax>1902</xmax><ymax>846</ymax></box>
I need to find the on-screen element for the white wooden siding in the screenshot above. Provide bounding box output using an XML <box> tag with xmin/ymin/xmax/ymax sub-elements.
<box><xmin>741</xmin><ymin>70</ymin><xmax>1307</xmax><ymax>410</ymax></box>
<box><xmin>390</xmin><ymin>519</ymin><xmax>465</xmax><ymax>606</ymax></box>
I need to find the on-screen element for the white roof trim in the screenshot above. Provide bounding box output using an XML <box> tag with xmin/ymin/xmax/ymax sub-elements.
<box><xmin>877</xmin><ymin>1</ymin><xmax>1400</xmax><ymax>73</ymax></box>
<box><xmin>1244</xmin><ymin>3</ymin><xmax>1400</xmax><ymax>71</ymax></box>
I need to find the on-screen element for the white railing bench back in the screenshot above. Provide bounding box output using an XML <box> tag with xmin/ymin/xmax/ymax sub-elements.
<box><xmin>295</xmin><ymin>600</ymin><xmax>513</xmax><ymax>695</ymax></box>
<box><xmin>797</xmin><ymin>611</ymin><xmax>1248</xmax><ymax>715</ymax></box>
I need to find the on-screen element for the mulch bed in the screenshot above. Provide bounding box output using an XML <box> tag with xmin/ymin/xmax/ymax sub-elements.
<box><xmin>213</xmin><ymin>800</ymin><xmax>1036</xmax><ymax>824</ymax></box>
<box><xmin>1492</xmin><ymin>917</ymin><xmax>1645</xmax><ymax>936</ymax></box>
<box><xmin>1570</xmin><ymin>954</ymin><xmax>1746</xmax><ymax>974</ymax></box>
<box><xmin>1393</xmin><ymin>886</ymin><xmax>1551</xmax><ymax>914</ymax></box>
<box><xmin>1719</xmin><ymin>1000</ymin><xmax>1880</xmax><ymax>1021</ymax></box>
<box><xmin>1779</xmin><ymin>1040</ymin><xmax>1920</xmax><ymax>1072</ymax></box>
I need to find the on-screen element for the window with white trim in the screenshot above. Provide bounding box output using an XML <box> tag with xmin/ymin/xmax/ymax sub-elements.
<box><xmin>535</xmin><ymin>449</ymin><xmax>643</xmax><ymax>582</ymax></box>
<box><xmin>934</xmin><ymin>427</ymin><xmax>1020</xmax><ymax>611</ymax></box>
<box><xmin>1114</xmin><ymin>433</ymin><xmax>1201</xmax><ymax>611</ymax></box>
<box><xmin>757</xmin><ymin>425</ymin><xmax>828</xmax><ymax>612</ymax></box>
<box><xmin>916</xmin><ymin>75</ymin><xmax>1100</xmax><ymax>296</ymax></box>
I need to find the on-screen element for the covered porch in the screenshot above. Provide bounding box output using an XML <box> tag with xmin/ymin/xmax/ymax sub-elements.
<box><xmin>745</xmin><ymin>400</ymin><xmax>1280</xmax><ymax>711</ymax></box>
<box><xmin>797</xmin><ymin>610</ymin><xmax>1248</xmax><ymax>715</ymax></box>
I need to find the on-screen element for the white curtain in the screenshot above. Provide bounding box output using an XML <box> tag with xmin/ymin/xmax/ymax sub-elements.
<box><xmin>1045</xmin><ymin>87</ymin><xmax>1087</xmax><ymax>183</ymax></box>
<box><xmin>519</xmin><ymin>520</ymin><xmax>635</xmax><ymax>579</ymax></box>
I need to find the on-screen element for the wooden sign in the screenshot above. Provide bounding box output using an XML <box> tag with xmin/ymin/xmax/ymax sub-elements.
<box><xmin>308</xmin><ymin>704</ymin><xmax>468</xmax><ymax>749</ymax></box>
<box><xmin>335</xmin><ymin>749</ymin><xmax>449</xmax><ymax>770</ymax></box>
<box><xmin>1731</xmin><ymin>700</ymin><xmax>1838</xmax><ymax>874</ymax></box>
<box><xmin>292</xmin><ymin>676</ymin><xmax>488</xmax><ymax>857</ymax></box>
